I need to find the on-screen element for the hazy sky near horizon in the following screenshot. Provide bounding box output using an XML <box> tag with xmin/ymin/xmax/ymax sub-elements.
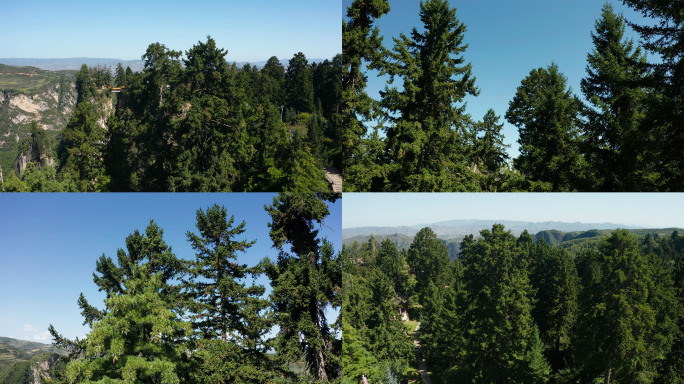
<box><xmin>0</xmin><ymin>0</ymin><xmax>340</xmax><ymax>61</ymax></box>
<box><xmin>343</xmin><ymin>193</ymin><xmax>684</xmax><ymax>229</ymax></box>
<box><xmin>0</xmin><ymin>194</ymin><xmax>341</xmax><ymax>343</ymax></box>
<box><xmin>344</xmin><ymin>0</ymin><xmax>654</xmax><ymax>159</ymax></box>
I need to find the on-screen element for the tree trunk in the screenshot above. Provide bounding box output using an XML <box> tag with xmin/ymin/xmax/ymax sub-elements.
<box><xmin>604</xmin><ymin>366</ymin><xmax>612</xmax><ymax>384</ymax></box>
<box><xmin>316</xmin><ymin>346</ymin><xmax>328</xmax><ymax>381</ymax></box>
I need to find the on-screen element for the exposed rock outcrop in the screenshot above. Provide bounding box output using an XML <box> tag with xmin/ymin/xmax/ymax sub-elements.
<box><xmin>30</xmin><ymin>353</ymin><xmax>59</xmax><ymax>384</ymax></box>
<box><xmin>9</xmin><ymin>94</ymin><xmax>49</xmax><ymax>115</ymax></box>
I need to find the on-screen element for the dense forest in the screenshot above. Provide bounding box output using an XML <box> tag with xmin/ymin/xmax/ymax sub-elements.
<box><xmin>43</xmin><ymin>193</ymin><xmax>341</xmax><ymax>383</ymax></box>
<box><xmin>342</xmin><ymin>225</ymin><xmax>684</xmax><ymax>383</ymax></box>
<box><xmin>342</xmin><ymin>0</ymin><xmax>684</xmax><ymax>191</ymax></box>
<box><xmin>0</xmin><ymin>37</ymin><xmax>341</xmax><ymax>192</ymax></box>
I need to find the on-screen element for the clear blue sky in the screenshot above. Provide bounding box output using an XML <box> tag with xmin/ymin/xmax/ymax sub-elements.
<box><xmin>345</xmin><ymin>0</ymin><xmax>653</xmax><ymax>159</ymax></box>
<box><xmin>0</xmin><ymin>193</ymin><xmax>341</xmax><ymax>343</ymax></box>
<box><xmin>343</xmin><ymin>193</ymin><xmax>684</xmax><ymax>229</ymax></box>
<box><xmin>0</xmin><ymin>0</ymin><xmax>340</xmax><ymax>62</ymax></box>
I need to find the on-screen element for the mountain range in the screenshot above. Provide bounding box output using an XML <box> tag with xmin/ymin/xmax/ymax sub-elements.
<box><xmin>344</xmin><ymin>220</ymin><xmax>682</xmax><ymax>260</ymax></box>
<box><xmin>342</xmin><ymin>219</ymin><xmax>637</xmax><ymax>240</ymax></box>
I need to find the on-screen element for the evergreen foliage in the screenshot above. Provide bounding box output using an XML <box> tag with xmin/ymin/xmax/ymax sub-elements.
<box><xmin>406</xmin><ymin>227</ymin><xmax>451</xmax><ymax>304</ymax></box>
<box><xmin>263</xmin><ymin>193</ymin><xmax>342</xmax><ymax>381</ymax></box>
<box><xmin>346</xmin><ymin>225</ymin><xmax>683</xmax><ymax>383</ymax></box>
<box><xmin>379</xmin><ymin>0</ymin><xmax>480</xmax><ymax>191</ymax></box>
<box><xmin>452</xmin><ymin>225</ymin><xmax>550</xmax><ymax>383</ymax></box>
<box><xmin>581</xmin><ymin>3</ymin><xmax>651</xmax><ymax>190</ymax></box>
<box><xmin>620</xmin><ymin>0</ymin><xmax>684</xmax><ymax>189</ymax></box>
<box><xmin>341</xmin><ymin>0</ymin><xmax>390</xmax><ymax>189</ymax></box>
<box><xmin>574</xmin><ymin>229</ymin><xmax>679</xmax><ymax>383</ymax></box>
<box><xmin>506</xmin><ymin>64</ymin><xmax>587</xmax><ymax>191</ymax></box>
<box><xmin>48</xmin><ymin>222</ymin><xmax>189</xmax><ymax>383</ymax></box>
<box><xmin>46</xmin><ymin>198</ymin><xmax>341</xmax><ymax>383</ymax></box>
<box><xmin>341</xmin><ymin>239</ymin><xmax>414</xmax><ymax>384</ymax></box>
<box><xmin>184</xmin><ymin>204</ymin><xmax>275</xmax><ymax>383</ymax></box>
<box><xmin>1</xmin><ymin>37</ymin><xmax>339</xmax><ymax>192</ymax></box>
<box><xmin>340</xmin><ymin>0</ymin><xmax>684</xmax><ymax>191</ymax></box>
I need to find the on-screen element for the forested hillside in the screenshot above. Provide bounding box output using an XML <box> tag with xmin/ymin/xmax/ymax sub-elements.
<box><xmin>0</xmin><ymin>337</ymin><xmax>63</xmax><ymax>384</ymax></box>
<box><xmin>0</xmin><ymin>64</ymin><xmax>77</xmax><ymax>179</ymax></box>
<box><xmin>0</xmin><ymin>37</ymin><xmax>341</xmax><ymax>192</ymax></box>
<box><xmin>43</xmin><ymin>193</ymin><xmax>341</xmax><ymax>383</ymax></box>
<box><xmin>343</xmin><ymin>0</ymin><xmax>684</xmax><ymax>191</ymax></box>
<box><xmin>342</xmin><ymin>225</ymin><xmax>684</xmax><ymax>383</ymax></box>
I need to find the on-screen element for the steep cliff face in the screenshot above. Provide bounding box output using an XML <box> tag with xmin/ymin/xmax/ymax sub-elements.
<box><xmin>0</xmin><ymin>83</ymin><xmax>76</xmax><ymax>146</ymax></box>
<box><xmin>29</xmin><ymin>353</ymin><xmax>59</xmax><ymax>384</ymax></box>
<box><xmin>0</xmin><ymin>65</ymin><xmax>77</xmax><ymax>174</ymax></box>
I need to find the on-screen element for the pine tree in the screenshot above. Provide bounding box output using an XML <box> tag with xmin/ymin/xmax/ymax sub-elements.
<box><xmin>529</xmin><ymin>241</ymin><xmax>579</xmax><ymax>375</ymax></box>
<box><xmin>375</xmin><ymin>238</ymin><xmax>409</xmax><ymax>300</ymax></box>
<box><xmin>341</xmin><ymin>0</ymin><xmax>390</xmax><ymax>186</ymax></box>
<box><xmin>285</xmin><ymin>52</ymin><xmax>315</xmax><ymax>114</ymax></box>
<box><xmin>406</xmin><ymin>227</ymin><xmax>451</xmax><ymax>304</ymax></box>
<box><xmin>261</xmin><ymin>56</ymin><xmax>286</xmax><ymax>107</ymax></box>
<box><xmin>186</xmin><ymin>205</ymin><xmax>265</xmax><ymax>341</ymax></box>
<box><xmin>48</xmin><ymin>222</ymin><xmax>189</xmax><ymax>383</ymax></box>
<box><xmin>136</xmin><ymin>42</ymin><xmax>183</xmax><ymax>190</ymax></box>
<box><xmin>341</xmin><ymin>240</ymin><xmax>413</xmax><ymax>384</ymax></box>
<box><xmin>381</xmin><ymin>0</ymin><xmax>480</xmax><ymax>191</ymax></box>
<box><xmin>472</xmin><ymin>109</ymin><xmax>510</xmax><ymax>175</ymax></box>
<box><xmin>454</xmin><ymin>225</ymin><xmax>550</xmax><ymax>383</ymax></box>
<box><xmin>263</xmin><ymin>193</ymin><xmax>341</xmax><ymax>381</ymax></box>
<box><xmin>581</xmin><ymin>3</ymin><xmax>650</xmax><ymax>190</ymax></box>
<box><xmin>506</xmin><ymin>64</ymin><xmax>587</xmax><ymax>191</ymax></box>
<box><xmin>57</xmin><ymin>101</ymin><xmax>110</xmax><ymax>191</ymax></box>
<box><xmin>574</xmin><ymin>229</ymin><xmax>679</xmax><ymax>383</ymax></box>
<box><xmin>620</xmin><ymin>0</ymin><xmax>684</xmax><ymax>189</ymax></box>
<box><xmin>278</xmin><ymin>133</ymin><xmax>328</xmax><ymax>192</ymax></box>
<box><xmin>185</xmin><ymin>204</ymin><xmax>274</xmax><ymax>383</ymax></box>
<box><xmin>184</xmin><ymin>36</ymin><xmax>231</xmax><ymax>98</ymax></box>
<box><xmin>62</xmin><ymin>272</ymin><xmax>191</xmax><ymax>384</ymax></box>
<box><xmin>168</xmin><ymin>95</ymin><xmax>243</xmax><ymax>191</ymax></box>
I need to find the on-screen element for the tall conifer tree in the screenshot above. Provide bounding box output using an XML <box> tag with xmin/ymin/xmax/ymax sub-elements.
<box><xmin>575</xmin><ymin>229</ymin><xmax>678</xmax><ymax>383</ymax></box>
<box><xmin>342</xmin><ymin>0</ymin><xmax>390</xmax><ymax>189</ymax></box>
<box><xmin>581</xmin><ymin>4</ymin><xmax>649</xmax><ymax>190</ymax></box>
<box><xmin>506</xmin><ymin>64</ymin><xmax>586</xmax><ymax>191</ymax></box>
<box><xmin>381</xmin><ymin>0</ymin><xmax>479</xmax><ymax>191</ymax></box>
<box><xmin>49</xmin><ymin>222</ymin><xmax>189</xmax><ymax>384</ymax></box>
<box><xmin>263</xmin><ymin>193</ymin><xmax>341</xmax><ymax>381</ymax></box>
<box><xmin>454</xmin><ymin>225</ymin><xmax>550</xmax><ymax>383</ymax></box>
<box><xmin>185</xmin><ymin>204</ymin><xmax>274</xmax><ymax>383</ymax></box>
<box><xmin>620</xmin><ymin>0</ymin><xmax>684</xmax><ymax>189</ymax></box>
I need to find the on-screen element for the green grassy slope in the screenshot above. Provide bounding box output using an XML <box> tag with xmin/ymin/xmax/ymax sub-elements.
<box><xmin>0</xmin><ymin>64</ymin><xmax>66</xmax><ymax>95</ymax></box>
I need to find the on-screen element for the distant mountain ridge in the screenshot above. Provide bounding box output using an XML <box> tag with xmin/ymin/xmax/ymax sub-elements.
<box><xmin>0</xmin><ymin>57</ymin><xmax>331</xmax><ymax>72</ymax></box>
<box><xmin>344</xmin><ymin>223</ymin><xmax>683</xmax><ymax>261</ymax></box>
<box><xmin>343</xmin><ymin>219</ymin><xmax>636</xmax><ymax>240</ymax></box>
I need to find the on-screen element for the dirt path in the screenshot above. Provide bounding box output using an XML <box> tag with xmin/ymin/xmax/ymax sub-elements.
<box><xmin>413</xmin><ymin>323</ymin><xmax>433</xmax><ymax>384</ymax></box>
<box><xmin>324</xmin><ymin>166</ymin><xmax>342</xmax><ymax>192</ymax></box>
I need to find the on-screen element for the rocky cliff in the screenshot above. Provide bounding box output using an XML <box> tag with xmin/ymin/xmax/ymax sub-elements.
<box><xmin>30</xmin><ymin>354</ymin><xmax>59</xmax><ymax>384</ymax></box>
<box><xmin>0</xmin><ymin>65</ymin><xmax>77</xmax><ymax>174</ymax></box>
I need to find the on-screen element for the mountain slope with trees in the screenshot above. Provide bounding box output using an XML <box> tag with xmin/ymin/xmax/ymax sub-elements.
<box><xmin>1</xmin><ymin>37</ymin><xmax>341</xmax><ymax>192</ymax></box>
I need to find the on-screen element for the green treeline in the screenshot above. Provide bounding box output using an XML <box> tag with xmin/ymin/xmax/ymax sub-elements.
<box><xmin>342</xmin><ymin>0</ymin><xmax>684</xmax><ymax>191</ymax></box>
<box><xmin>1</xmin><ymin>37</ymin><xmax>341</xmax><ymax>192</ymax></box>
<box><xmin>46</xmin><ymin>193</ymin><xmax>341</xmax><ymax>384</ymax></box>
<box><xmin>342</xmin><ymin>225</ymin><xmax>684</xmax><ymax>383</ymax></box>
